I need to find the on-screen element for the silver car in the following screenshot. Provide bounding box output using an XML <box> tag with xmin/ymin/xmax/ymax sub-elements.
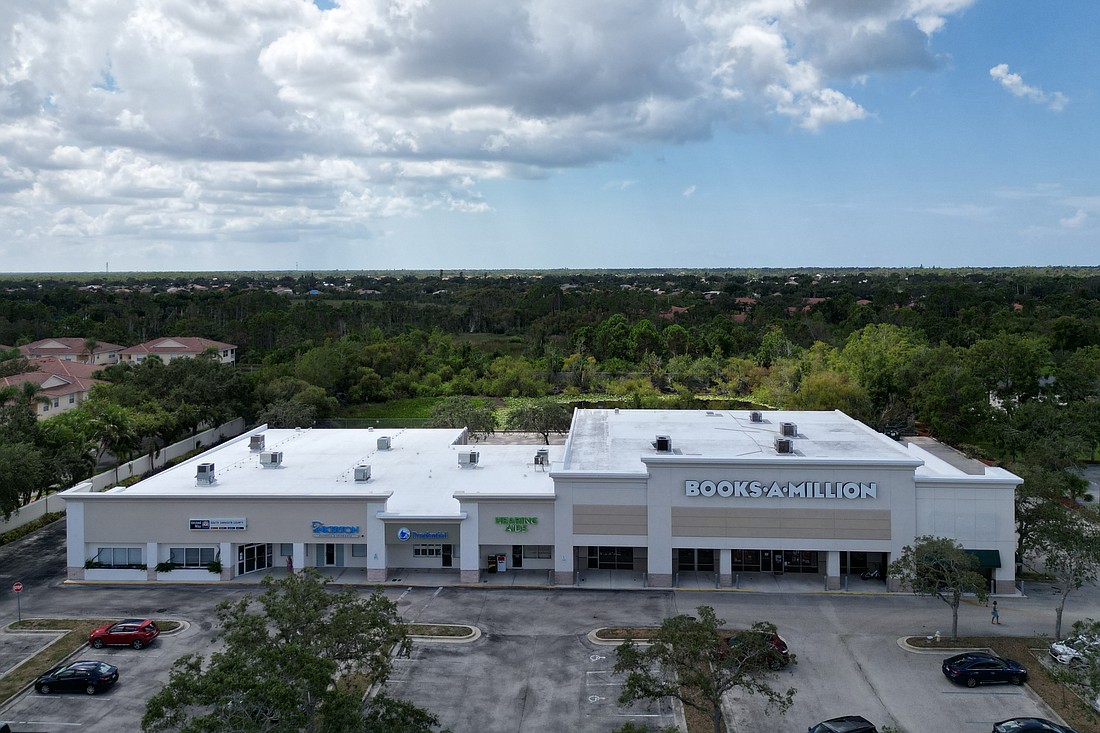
<box><xmin>1049</xmin><ymin>636</ymin><xmax>1100</xmax><ymax>666</ymax></box>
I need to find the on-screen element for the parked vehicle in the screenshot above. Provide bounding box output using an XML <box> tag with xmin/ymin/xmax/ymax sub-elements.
<box><xmin>993</xmin><ymin>718</ymin><xmax>1079</xmax><ymax>733</ymax></box>
<box><xmin>720</xmin><ymin>630</ymin><xmax>791</xmax><ymax>670</ymax></box>
<box><xmin>808</xmin><ymin>715</ymin><xmax>878</xmax><ymax>733</ymax></box>
<box><xmin>89</xmin><ymin>619</ymin><xmax>159</xmax><ymax>649</ymax></box>
<box><xmin>1049</xmin><ymin>636</ymin><xmax>1100</xmax><ymax>666</ymax></box>
<box><xmin>35</xmin><ymin>661</ymin><xmax>119</xmax><ymax>695</ymax></box>
<box><xmin>942</xmin><ymin>652</ymin><xmax>1027</xmax><ymax>687</ymax></box>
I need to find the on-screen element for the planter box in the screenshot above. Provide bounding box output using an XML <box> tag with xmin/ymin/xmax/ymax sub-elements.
<box><xmin>156</xmin><ymin>569</ymin><xmax>220</xmax><ymax>582</ymax></box>
<box><xmin>84</xmin><ymin>568</ymin><xmax>148</xmax><ymax>582</ymax></box>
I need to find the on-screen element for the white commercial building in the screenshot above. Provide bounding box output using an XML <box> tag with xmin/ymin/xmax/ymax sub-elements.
<box><xmin>63</xmin><ymin>409</ymin><xmax>1021</xmax><ymax>593</ymax></box>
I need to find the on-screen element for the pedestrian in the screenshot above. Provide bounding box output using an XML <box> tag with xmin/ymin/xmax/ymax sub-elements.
<box><xmin>991</xmin><ymin>600</ymin><xmax>1000</xmax><ymax>624</ymax></box>
<box><xmin>286</xmin><ymin>555</ymin><xmax>294</xmax><ymax>574</ymax></box>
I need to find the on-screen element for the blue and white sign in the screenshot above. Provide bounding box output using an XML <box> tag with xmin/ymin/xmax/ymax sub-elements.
<box><xmin>396</xmin><ymin>526</ymin><xmax>448</xmax><ymax>541</ymax></box>
<box><xmin>397</xmin><ymin>527</ymin><xmax>411</xmax><ymax>541</ymax></box>
<box><xmin>311</xmin><ymin>521</ymin><xmax>361</xmax><ymax>538</ymax></box>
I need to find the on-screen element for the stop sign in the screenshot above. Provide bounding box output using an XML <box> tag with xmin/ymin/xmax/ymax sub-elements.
<box><xmin>12</xmin><ymin>582</ymin><xmax>22</xmax><ymax>593</ymax></box>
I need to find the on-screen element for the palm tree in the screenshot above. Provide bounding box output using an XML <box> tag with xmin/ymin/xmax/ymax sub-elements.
<box><xmin>82</xmin><ymin>337</ymin><xmax>99</xmax><ymax>365</ymax></box>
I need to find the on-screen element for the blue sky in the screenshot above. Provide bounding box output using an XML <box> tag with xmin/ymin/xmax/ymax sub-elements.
<box><xmin>0</xmin><ymin>0</ymin><xmax>1095</xmax><ymax>272</ymax></box>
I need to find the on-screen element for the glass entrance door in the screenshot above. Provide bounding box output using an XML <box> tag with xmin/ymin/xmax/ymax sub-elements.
<box><xmin>589</xmin><ymin>546</ymin><xmax>634</xmax><ymax>570</ymax></box>
<box><xmin>237</xmin><ymin>543</ymin><xmax>273</xmax><ymax>576</ymax></box>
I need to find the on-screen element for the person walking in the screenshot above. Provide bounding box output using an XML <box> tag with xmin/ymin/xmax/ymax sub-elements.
<box><xmin>286</xmin><ymin>554</ymin><xmax>294</xmax><ymax>574</ymax></box>
<box><xmin>991</xmin><ymin>600</ymin><xmax>1000</xmax><ymax>624</ymax></box>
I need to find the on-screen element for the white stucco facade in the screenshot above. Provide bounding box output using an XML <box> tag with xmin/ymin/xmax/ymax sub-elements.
<box><xmin>62</xmin><ymin>409</ymin><xmax>1021</xmax><ymax>592</ymax></box>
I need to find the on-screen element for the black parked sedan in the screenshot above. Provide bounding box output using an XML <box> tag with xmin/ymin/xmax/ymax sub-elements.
<box><xmin>993</xmin><ymin>719</ymin><xmax>1078</xmax><ymax>733</ymax></box>
<box><xmin>35</xmin><ymin>661</ymin><xmax>119</xmax><ymax>695</ymax></box>
<box><xmin>942</xmin><ymin>652</ymin><xmax>1027</xmax><ymax>687</ymax></box>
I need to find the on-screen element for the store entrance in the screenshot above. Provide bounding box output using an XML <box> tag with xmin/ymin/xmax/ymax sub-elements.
<box><xmin>676</xmin><ymin>549</ymin><xmax>715</xmax><ymax>572</ymax></box>
<box><xmin>237</xmin><ymin>543</ymin><xmax>273</xmax><ymax>576</ymax></box>
<box><xmin>752</xmin><ymin>550</ymin><xmax>820</xmax><ymax>574</ymax></box>
<box><xmin>588</xmin><ymin>546</ymin><xmax>634</xmax><ymax>570</ymax></box>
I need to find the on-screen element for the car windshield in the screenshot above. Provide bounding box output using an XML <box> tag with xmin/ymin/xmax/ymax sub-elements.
<box><xmin>94</xmin><ymin>663</ymin><xmax>113</xmax><ymax>674</ymax></box>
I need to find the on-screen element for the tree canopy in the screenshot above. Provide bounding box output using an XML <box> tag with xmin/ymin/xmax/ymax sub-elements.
<box><xmin>888</xmin><ymin>535</ymin><xmax>989</xmax><ymax>640</ymax></box>
<box><xmin>142</xmin><ymin>569</ymin><xmax>441</xmax><ymax>733</ymax></box>
<box><xmin>613</xmin><ymin>605</ymin><xmax>794</xmax><ymax>733</ymax></box>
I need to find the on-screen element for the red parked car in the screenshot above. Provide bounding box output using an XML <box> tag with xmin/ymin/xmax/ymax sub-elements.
<box><xmin>88</xmin><ymin>619</ymin><xmax>160</xmax><ymax>650</ymax></box>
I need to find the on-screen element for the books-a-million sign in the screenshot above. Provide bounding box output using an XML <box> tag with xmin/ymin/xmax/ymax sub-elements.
<box><xmin>685</xmin><ymin>480</ymin><xmax>877</xmax><ymax>500</ymax></box>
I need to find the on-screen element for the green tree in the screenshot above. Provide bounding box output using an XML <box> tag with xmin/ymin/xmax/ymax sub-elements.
<box><xmin>614</xmin><ymin>606</ymin><xmax>794</xmax><ymax>733</ymax></box>
<box><xmin>888</xmin><ymin>536</ymin><xmax>989</xmax><ymax>640</ymax></box>
<box><xmin>504</xmin><ymin>400</ymin><xmax>572</xmax><ymax>444</ymax></box>
<box><xmin>142</xmin><ymin>569</ymin><xmax>439</xmax><ymax>733</ymax></box>
<box><xmin>429</xmin><ymin>396</ymin><xmax>496</xmax><ymax>439</ymax></box>
<box><xmin>0</xmin><ymin>441</ymin><xmax>48</xmax><ymax>519</ymax></box>
<box><xmin>1037</xmin><ymin>513</ymin><xmax>1100</xmax><ymax>640</ymax></box>
<box><xmin>84</xmin><ymin>398</ymin><xmax>140</xmax><ymax>482</ymax></box>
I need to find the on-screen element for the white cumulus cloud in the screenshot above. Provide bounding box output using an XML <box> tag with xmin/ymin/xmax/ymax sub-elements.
<box><xmin>990</xmin><ymin>64</ymin><xmax>1068</xmax><ymax>111</ymax></box>
<box><xmin>0</xmin><ymin>0</ymin><xmax>980</xmax><ymax>261</ymax></box>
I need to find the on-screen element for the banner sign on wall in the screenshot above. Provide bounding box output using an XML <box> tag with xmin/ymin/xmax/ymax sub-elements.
<box><xmin>189</xmin><ymin>518</ymin><xmax>247</xmax><ymax>531</ymax></box>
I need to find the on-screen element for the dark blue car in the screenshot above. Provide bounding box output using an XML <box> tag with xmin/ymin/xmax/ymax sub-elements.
<box><xmin>35</xmin><ymin>660</ymin><xmax>119</xmax><ymax>695</ymax></box>
<box><xmin>942</xmin><ymin>652</ymin><xmax>1027</xmax><ymax>687</ymax></box>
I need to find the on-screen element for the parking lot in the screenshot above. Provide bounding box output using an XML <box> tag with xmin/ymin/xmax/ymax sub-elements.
<box><xmin>1</xmin><ymin>622</ymin><xmax>220</xmax><ymax>733</ymax></box>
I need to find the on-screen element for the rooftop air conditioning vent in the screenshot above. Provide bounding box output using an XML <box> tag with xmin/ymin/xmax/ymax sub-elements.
<box><xmin>249</xmin><ymin>435</ymin><xmax>266</xmax><ymax>452</ymax></box>
<box><xmin>458</xmin><ymin>450</ymin><xmax>479</xmax><ymax>467</ymax></box>
<box><xmin>259</xmin><ymin>451</ymin><xmax>283</xmax><ymax>467</ymax></box>
<box><xmin>377</xmin><ymin>436</ymin><xmax>392</xmax><ymax>450</ymax></box>
<box><xmin>354</xmin><ymin>464</ymin><xmax>372</xmax><ymax>482</ymax></box>
<box><xmin>749</xmin><ymin>411</ymin><xmax>763</xmax><ymax>423</ymax></box>
<box><xmin>196</xmin><ymin>462</ymin><xmax>216</xmax><ymax>485</ymax></box>
<box><xmin>780</xmin><ymin>421</ymin><xmax>797</xmax><ymax>437</ymax></box>
<box><xmin>774</xmin><ymin>437</ymin><xmax>794</xmax><ymax>454</ymax></box>
<box><xmin>534</xmin><ymin>448</ymin><xmax>550</xmax><ymax>466</ymax></box>
<box><xmin>653</xmin><ymin>435</ymin><xmax>672</xmax><ymax>452</ymax></box>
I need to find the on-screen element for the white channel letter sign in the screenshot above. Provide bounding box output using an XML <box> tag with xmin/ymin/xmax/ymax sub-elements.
<box><xmin>684</xmin><ymin>480</ymin><xmax>877</xmax><ymax>500</ymax></box>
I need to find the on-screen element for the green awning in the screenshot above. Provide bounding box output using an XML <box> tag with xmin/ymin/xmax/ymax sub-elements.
<box><xmin>965</xmin><ymin>549</ymin><xmax>1001</xmax><ymax>569</ymax></box>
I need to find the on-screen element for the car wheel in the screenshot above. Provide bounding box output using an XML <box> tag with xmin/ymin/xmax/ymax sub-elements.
<box><xmin>38</xmin><ymin>684</ymin><xmax>50</xmax><ymax>694</ymax></box>
<box><xmin>1009</xmin><ymin>675</ymin><xmax>1023</xmax><ymax>685</ymax></box>
<box><xmin>965</xmin><ymin>677</ymin><xmax>978</xmax><ymax>688</ymax></box>
<box><xmin>131</xmin><ymin>639</ymin><xmax>144</xmax><ymax>650</ymax></box>
<box><xmin>85</xmin><ymin>684</ymin><xmax>97</xmax><ymax>695</ymax></box>
<box><xmin>91</xmin><ymin>638</ymin><xmax>104</xmax><ymax>649</ymax></box>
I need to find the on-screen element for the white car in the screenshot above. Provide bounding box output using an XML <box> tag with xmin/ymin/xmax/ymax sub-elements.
<box><xmin>1049</xmin><ymin>636</ymin><xmax>1100</xmax><ymax>666</ymax></box>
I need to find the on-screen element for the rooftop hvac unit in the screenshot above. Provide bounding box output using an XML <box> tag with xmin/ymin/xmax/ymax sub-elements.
<box><xmin>749</xmin><ymin>411</ymin><xmax>763</xmax><ymax>423</ymax></box>
<box><xmin>458</xmin><ymin>450</ymin><xmax>479</xmax><ymax>467</ymax></box>
<box><xmin>653</xmin><ymin>435</ymin><xmax>673</xmax><ymax>452</ymax></box>
<box><xmin>249</xmin><ymin>435</ymin><xmax>266</xmax><ymax>452</ymax></box>
<box><xmin>259</xmin><ymin>451</ymin><xmax>283</xmax><ymax>467</ymax></box>
<box><xmin>377</xmin><ymin>436</ymin><xmax>392</xmax><ymax>450</ymax></box>
<box><xmin>780</xmin><ymin>421</ymin><xmax>797</xmax><ymax>437</ymax></box>
<box><xmin>774</xmin><ymin>437</ymin><xmax>794</xmax><ymax>454</ymax></box>
<box><xmin>354</xmin><ymin>464</ymin><xmax>372</xmax><ymax>482</ymax></box>
<box><xmin>196</xmin><ymin>462</ymin><xmax>216</xmax><ymax>485</ymax></box>
<box><xmin>534</xmin><ymin>448</ymin><xmax>550</xmax><ymax>466</ymax></box>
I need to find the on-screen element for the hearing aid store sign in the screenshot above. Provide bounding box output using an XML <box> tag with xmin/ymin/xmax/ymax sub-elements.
<box><xmin>685</xmin><ymin>480</ymin><xmax>877</xmax><ymax>500</ymax></box>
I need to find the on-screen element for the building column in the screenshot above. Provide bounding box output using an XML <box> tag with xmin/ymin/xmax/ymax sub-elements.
<box><xmin>291</xmin><ymin>543</ymin><xmax>305</xmax><ymax>574</ymax></box>
<box><xmin>366</xmin><ymin>500</ymin><xmax>387</xmax><ymax>583</ymax></box>
<box><xmin>825</xmin><ymin>550</ymin><xmax>841</xmax><ymax>590</ymax></box>
<box><xmin>66</xmin><ymin>499</ymin><xmax>86</xmax><ymax>580</ymax></box>
<box><xmin>459</xmin><ymin>502</ymin><xmax>480</xmax><ymax>584</ymax></box>
<box><xmin>719</xmin><ymin>549</ymin><xmax>733</xmax><ymax>587</ymax></box>
<box><xmin>220</xmin><ymin>542</ymin><xmax>233</xmax><ymax>580</ymax></box>
<box><xmin>146</xmin><ymin>542</ymin><xmax>158</xmax><ymax>580</ymax></box>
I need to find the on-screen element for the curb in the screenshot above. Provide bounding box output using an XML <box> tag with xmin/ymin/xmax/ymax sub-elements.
<box><xmin>407</xmin><ymin>626</ymin><xmax>481</xmax><ymax>644</ymax></box>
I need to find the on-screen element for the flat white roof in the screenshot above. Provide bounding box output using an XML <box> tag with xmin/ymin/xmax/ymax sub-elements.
<box><xmin>563</xmin><ymin>408</ymin><xmax>924</xmax><ymax>472</ymax></box>
<box><xmin>110</xmin><ymin>427</ymin><xmax>558</xmax><ymax>516</ymax></box>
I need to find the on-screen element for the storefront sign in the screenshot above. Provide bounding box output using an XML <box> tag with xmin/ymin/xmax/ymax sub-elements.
<box><xmin>396</xmin><ymin>527</ymin><xmax>448</xmax><ymax>541</ymax></box>
<box><xmin>495</xmin><ymin>516</ymin><xmax>538</xmax><ymax>533</ymax></box>
<box><xmin>311</xmin><ymin>521</ymin><xmax>361</xmax><ymax>538</ymax></box>
<box><xmin>685</xmin><ymin>480</ymin><xmax>877</xmax><ymax>499</ymax></box>
<box><xmin>189</xmin><ymin>518</ymin><xmax>247</xmax><ymax>531</ymax></box>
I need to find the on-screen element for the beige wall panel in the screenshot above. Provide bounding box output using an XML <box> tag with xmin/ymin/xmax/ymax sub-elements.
<box><xmin>672</xmin><ymin>507</ymin><xmax>890</xmax><ymax>541</ymax></box>
<box><xmin>574</xmin><ymin>504</ymin><xmax>647</xmax><ymax>535</ymax></box>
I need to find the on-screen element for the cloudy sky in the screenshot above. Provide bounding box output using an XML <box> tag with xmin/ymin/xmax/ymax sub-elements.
<box><xmin>0</xmin><ymin>0</ymin><xmax>1095</xmax><ymax>272</ymax></box>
